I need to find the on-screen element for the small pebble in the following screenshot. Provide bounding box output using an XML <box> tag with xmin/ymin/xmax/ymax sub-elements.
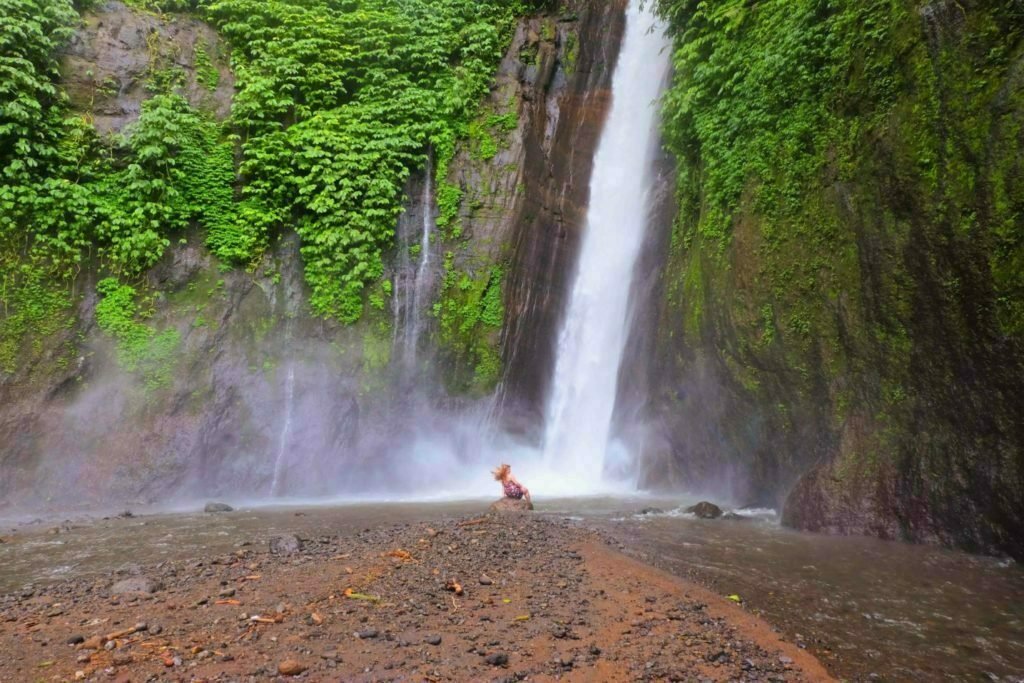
<box><xmin>485</xmin><ymin>652</ymin><xmax>509</xmax><ymax>667</ymax></box>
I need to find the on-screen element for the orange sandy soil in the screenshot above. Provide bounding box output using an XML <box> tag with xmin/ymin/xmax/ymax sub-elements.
<box><xmin>0</xmin><ymin>515</ymin><xmax>832</xmax><ymax>682</ymax></box>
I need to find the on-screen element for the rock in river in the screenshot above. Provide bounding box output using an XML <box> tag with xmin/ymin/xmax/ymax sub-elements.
<box><xmin>686</xmin><ymin>501</ymin><xmax>723</xmax><ymax>519</ymax></box>
<box><xmin>204</xmin><ymin>502</ymin><xmax>234</xmax><ymax>513</ymax></box>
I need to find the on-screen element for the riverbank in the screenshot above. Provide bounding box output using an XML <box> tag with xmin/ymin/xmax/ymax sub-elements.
<box><xmin>0</xmin><ymin>512</ymin><xmax>831</xmax><ymax>681</ymax></box>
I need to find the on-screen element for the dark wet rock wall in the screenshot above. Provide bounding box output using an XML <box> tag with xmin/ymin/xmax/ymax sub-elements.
<box><xmin>639</xmin><ymin>0</ymin><xmax>1024</xmax><ymax>560</ymax></box>
<box><xmin>498</xmin><ymin>0</ymin><xmax>628</xmax><ymax>434</ymax></box>
<box><xmin>61</xmin><ymin>0</ymin><xmax>234</xmax><ymax>134</ymax></box>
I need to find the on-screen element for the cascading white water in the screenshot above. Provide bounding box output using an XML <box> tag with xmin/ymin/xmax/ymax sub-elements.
<box><xmin>269</xmin><ymin>364</ymin><xmax>296</xmax><ymax>496</ymax></box>
<box><xmin>393</xmin><ymin>154</ymin><xmax>436</xmax><ymax>370</ymax></box>
<box><xmin>407</xmin><ymin>156</ymin><xmax>434</xmax><ymax>364</ymax></box>
<box><xmin>541</xmin><ymin>0</ymin><xmax>671</xmax><ymax>487</ymax></box>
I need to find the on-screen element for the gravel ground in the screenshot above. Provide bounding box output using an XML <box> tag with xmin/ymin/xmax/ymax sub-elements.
<box><xmin>0</xmin><ymin>512</ymin><xmax>832</xmax><ymax>682</ymax></box>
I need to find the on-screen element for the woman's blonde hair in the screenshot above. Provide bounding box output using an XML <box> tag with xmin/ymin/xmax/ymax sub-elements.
<box><xmin>492</xmin><ymin>463</ymin><xmax>511</xmax><ymax>481</ymax></box>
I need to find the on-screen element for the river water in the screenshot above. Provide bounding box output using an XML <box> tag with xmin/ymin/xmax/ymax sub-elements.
<box><xmin>2</xmin><ymin>498</ymin><xmax>1022</xmax><ymax>681</ymax></box>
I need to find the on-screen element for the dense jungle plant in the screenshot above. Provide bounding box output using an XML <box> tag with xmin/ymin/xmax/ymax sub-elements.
<box><xmin>204</xmin><ymin>0</ymin><xmax>532</xmax><ymax>321</ymax></box>
<box><xmin>1</xmin><ymin>0</ymin><xmax>538</xmax><ymax>371</ymax></box>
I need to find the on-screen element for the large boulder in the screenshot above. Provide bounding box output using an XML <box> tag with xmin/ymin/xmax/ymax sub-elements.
<box><xmin>489</xmin><ymin>498</ymin><xmax>534</xmax><ymax>513</ymax></box>
<box><xmin>686</xmin><ymin>501</ymin><xmax>723</xmax><ymax>519</ymax></box>
<box><xmin>204</xmin><ymin>502</ymin><xmax>233</xmax><ymax>513</ymax></box>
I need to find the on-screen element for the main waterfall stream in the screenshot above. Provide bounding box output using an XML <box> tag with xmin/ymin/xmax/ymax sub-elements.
<box><xmin>542</xmin><ymin>0</ymin><xmax>670</xmax><ymax>485</ymax></box>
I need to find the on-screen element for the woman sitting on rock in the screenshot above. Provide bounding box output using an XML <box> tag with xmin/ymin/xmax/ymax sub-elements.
<box><xmin>493</xmin><ymin>463</ymin><xmax>531</xmax><ymax>504</ymax></box>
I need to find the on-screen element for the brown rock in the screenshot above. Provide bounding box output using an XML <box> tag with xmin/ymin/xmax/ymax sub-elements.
<box><xmin>278</xmin><ymin>660</ymin><xmax>307</xmax><ymax>676</ymax></box>
<box><xmin>489</xmin><ymin>498</ymin><xmax>534</xmax><ymax>513</ymax></box>
<box><xmin>77</xmin><ymin>635</ymin><xmax>107</xmax><ymax>651</ymax></box>
<box><xmin>110</xmin><ymin>577</ymin><xmax>163</xmax><ymax>595</ymax></box>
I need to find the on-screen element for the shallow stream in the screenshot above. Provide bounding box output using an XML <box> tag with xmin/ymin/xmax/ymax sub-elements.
<box><xmin>1</xmin><ymin>497</ymin><xmax>1021</xmax><ymax>681</ymax></box>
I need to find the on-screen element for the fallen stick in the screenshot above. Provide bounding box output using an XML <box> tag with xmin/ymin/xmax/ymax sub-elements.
<box><xmin>457</xmin><ymin>518</ymin><xmax>489</xmax><ymax>528</ymax></box>
<box><xmin>343</xmin><ymin>588</ymin><xmax>381</xmax><ymax>602</ymax></box>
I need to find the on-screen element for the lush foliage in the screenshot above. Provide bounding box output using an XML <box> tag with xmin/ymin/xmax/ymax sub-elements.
<box><xmin>656</xmin><ymin>1</ymin><xmax>903</xmax><ymax>245</ymax></box>
<box><xmin>654</xmin><ymin>0</ymin><xmax>1024</xmax><ymax>350</ymax></box>
<box><xmin>0</xmin><ymin>0</ymin><xmax>80</xmax><ymax>375</ymax></box>
<box><xmin>2</xmin><ymin>0</ymin><xmax>532</xmax><ymax>383</ymax></box>
<box><xmin>0</xmin><ymin>0</ymin><xmax>246</xmax><ymax>375</ymax></box>
<box><xmin>652</xmin><ymin>0</ymin><xmax>1024</xmax><ymax>543</ymax></box>
<box><xmin>95</xmin><ymin>278</ymin><xmax>181</xmax><ymax>389</ymax></box>
<box><xmin>203</xmin><ymin>0</ymin><xmax>531</xmax><ymax>321</ymax></box>
<box><xmin>433</xmin><ymin>257</ymin><xmax>505</xmax><ymax>392</ymax></box>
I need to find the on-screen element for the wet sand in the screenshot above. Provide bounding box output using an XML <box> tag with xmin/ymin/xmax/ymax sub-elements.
<box><xmin>0</xmin><ymin>513</ymin><xmax>830</xmax><ymax>682</ymax></box>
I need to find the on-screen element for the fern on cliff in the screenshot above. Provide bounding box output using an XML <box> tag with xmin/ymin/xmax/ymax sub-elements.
<box><xmin>204</xmin><ymin>0</ymin><xmax>527</xmax><ymax>321</ymax></box>
<box><xmin>1</xmin><ymin>0</ymin><xmax>537</xmax><ymax>349</ymax></box>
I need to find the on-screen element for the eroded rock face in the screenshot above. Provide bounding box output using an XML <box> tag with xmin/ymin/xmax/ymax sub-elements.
<box><xmin>498</xmin><ymin>1</ymin><xmax>629</xmax><ymax>430</ymax></box>
<box><xmin>1</xmin><ymin>2</ymin><xmax>633</xmax><ymax>511</ymax></box>
<box><xmin>61</xmin><ymin>1</ymin><xmax>234</xmax><ymax>134</ymax></box>
<box><xmin>489</xmin><ymin>497</ymin><xmax>534</xmax><ymax>513</ymax></box>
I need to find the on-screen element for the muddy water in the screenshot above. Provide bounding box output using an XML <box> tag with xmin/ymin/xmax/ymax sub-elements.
<box><xmin>2</xmin><ymin>498</ymin><xmax>1022</xmax><ymax>681</ymax></box>
<box><xmin>583</xmin><ymin>504</ymin><xmax>1024</xmax><ymax>682</ymax></box>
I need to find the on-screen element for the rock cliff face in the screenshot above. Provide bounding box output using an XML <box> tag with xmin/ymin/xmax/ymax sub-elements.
<box><xmin>0</xmin><ymin>0</ymin><xmax>626</xmax><ymax>510</ymax></box>
<box><xmin>638</xmin><ymin>0</ymin><xmax>1024</xmax><ymax>560</ymax></box>
<box><xmin>62</xmin><ymin>1</ymin><xmax>234</xmax><ymax>133</ymax></box>
<box><xmin>497</xmin><ymin>0</ymin><xmax>627</xmax><ymax>430</ymax></box>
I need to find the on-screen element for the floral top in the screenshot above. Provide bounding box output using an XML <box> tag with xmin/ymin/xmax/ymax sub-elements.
<box><xmin>503</xmin><ymin>479</ymin><xmax>525</xmax><ymax>499</ymax></box>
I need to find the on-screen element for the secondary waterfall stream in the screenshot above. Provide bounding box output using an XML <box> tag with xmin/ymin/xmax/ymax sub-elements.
<box><xmin>269</xmin><ymin>366</ymin><xmax>296</xmax><ymax>496</ymax></box>
<box><xmin>542</xmin><ymin>0</ymin><xmax>671</xmax><ymax>485</ymax></box>
<box><xmin>393</xmin><ymin>153</ymin><xmax>436</xmax><ymax>374</ymax></box>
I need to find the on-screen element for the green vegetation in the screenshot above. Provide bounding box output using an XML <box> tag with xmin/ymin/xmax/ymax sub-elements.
<box><xmin>193</xmin><ymin>41</ymin><xmax>220</xmax><ymax>90</ymax></box>
<box><xmin>652</xmin><ymin>0</ymin><xmax>1024</xmax><ymax>546</ymax></box>
<box><xmin>204</xmin><ymin>0</ymin><xmax>533</xmax><ymax>322</ymax></box>
<box><xmin>654</xmin><ymin>0</ymin><xmax>1024</xmax><ymax>376</ymax></box>
<box><xmin>95</xmin><ymin>278</ymin><xmax>180</xmax><ymax>389</ymax></box>
<box><xmin>468</xmin><ymin>110</ymin><xmax>518</xmax><ymax>162</ymax></box>
<box><xmin>433</xmin><ymin>258</ymin><xmax>505</xmax><ymax>393</ymax></box>
<box><xmin>0</xmin><ymin>0</ymin><xmax>543</xmax><ymax>391</ymax></box>
<box><xmin>1</xmin><ymin>0</ymin><xmax>537</xmax><ymax>381</ymax></box>
<box><xmin>0</xmin><ymin>266</ymin><xmax>73</xmax><ymax>375</ymax></box>
<box><xmin>0</xmin><ymin>0</ymin><xmax>84</xmax><ymax>375</ymax></box>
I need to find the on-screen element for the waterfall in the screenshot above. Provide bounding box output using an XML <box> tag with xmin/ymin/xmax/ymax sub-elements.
<box><xmin>270</xmin><ymin>364</ymin><xmax>296</xmax><ymax>496</ymax></box>
<box><xmin>541</xmin><ymin>0</ymin><xmax>671</xmax><ymax>486</ymax></box>
<box><xmin>393</xmin><ymin>153</ymin><xmax>436</xmax><ymax>372</ymax></box>
<box><xmin>270</xmin><ymin>298</ymin><xmax>298</xmax><ymax>496</ymax></box>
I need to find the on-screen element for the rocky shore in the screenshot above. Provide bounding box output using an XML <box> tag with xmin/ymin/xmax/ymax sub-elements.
<box><xmin>0</xmin><ymin>513</ymin><xmax>831</xmax><ymax>682</ymax></box>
